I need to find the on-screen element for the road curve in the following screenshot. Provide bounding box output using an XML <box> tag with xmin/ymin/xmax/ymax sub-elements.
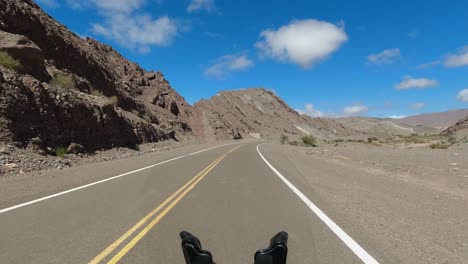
<box><xmin>0</xmin><ymin>142</ymin><xmax>376</xmax><ymax>263</ymax></box>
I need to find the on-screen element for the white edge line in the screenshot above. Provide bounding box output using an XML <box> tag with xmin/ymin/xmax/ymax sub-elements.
<box><xmin>0</xmin><ymin>142</ymin><xmax>241</xmax><ymax>214</ymax></box>
<box><xmin>256</xmin><ymin>144</ymin><xmax>380</xmax><ymax>264</ymax></box>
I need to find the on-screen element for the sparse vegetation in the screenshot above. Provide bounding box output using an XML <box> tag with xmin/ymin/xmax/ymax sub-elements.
<box><xmin>346</xmin><ymin>139</ymin><xmax>366</xmax><ymax>143</ymax></box>
<box><xmin>109</xmin><ymin>95</ymin><xmax>118</xmax><ymax>106</ymax></box>
<box><xmin>90</xmin><ymin>89</ymin><xmax>104</xmax><ymax>97</ymax></box>
<box><xmin>335</xmin><ymin>139</ymin><xmax>344</xmax><ymax>143</ymax></box>
<box><xmin>0</xmin><ymin>51</ymin><xmax>20</xmax><ymax>70</ymax></box>
<box><xmin>301</xmin><ymin>135</ymin><xmax>317</xmax><ymax>147</ymax></box>
<box><xmin>55</xmin><ymin>146</ymin><xmax>67</xmax><ymax>158</ymax></box>
<box><xmin>289</xmin><ymin>140</ymin><xmax>299</xmax><ymax>146</ymax></box>
<box><xmin>429</xmin><ymin>142</ymin><xmax>451</xmax><ymax>149</ymax></box>
<box><xmin>280</xmin><ymin>134</ymin><xmax>288</xmax><ymax>144</ymax></box>
<box><xmin>368</xmin><ymin>137</ymin><xmax>378</xmax><ymax>143</ymax></box>
<box><xmin>51</xmin><ymin>72</ymin><xmax>75</xmax><ymax>90</ymax></box>
<box><xmin>447</xmin><ymin>136</ymin><xmax>457</xmax><ymax>145</ymax></box>
<box><xmin>142</xmin><ymin>113</ymin><xmax>152</xmax><ymax>123</ymax></box>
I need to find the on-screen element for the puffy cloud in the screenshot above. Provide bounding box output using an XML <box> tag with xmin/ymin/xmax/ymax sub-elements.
<box><xmin>343</xmin><ymin>103</ymin><xmax>368</xmax><ymax>116</ymax></box>
<box><xmin>255</xmin><ymin>19</ymin><xmax>347</xmax><ymax>68</ymax></box>
<box><xmin>91</xmin><ymin>15</ymin><xmax>179</xmax><ymax>50</ymax></box>
<box><xmin>187</xmin><ymin>0</ymin><xmax>216</xmax><ymax>13</ymax></box>
<box><xmin>69</xmin><ymin>0</ymin><xmax>182</xmax><ymax>52</ymax></box>
<box><xmin>395</xmin><ymin>76</ymin><xmax>438</xmax><ymax>90</ymax></box>
<box><xmin>300</xmin><ymin>104</ymin><xmax>325</xmax><ymax>117</ymax></box>
<box><xmin>410</xmin><ymin>102</ymin><xmax>425</xmax><ymax>109</ymax></box>
<box><xmin>457</xmin><ymin>89</ymin><xmax>468</xmax><ymax>102</ymax></box>
<box><xmin>92</xmin><ymin>0</ymin><xmax>146</xmax><ymax>13</ymax></box>
<box><xmin>205</xmin><ymin>54</ymin><xmax>253</xmax><ymax>79</ymax></box>
<box><xmin>367</xmin><ymin>48</ymin><xmax>401</xmax><ymax>65</ymax></box>
<box><xmin>444</xmin><ymin>46</ymin><xmax>468</xmax><ymax>68</ymax></box>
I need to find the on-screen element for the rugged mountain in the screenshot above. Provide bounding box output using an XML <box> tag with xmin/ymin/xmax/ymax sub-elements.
<box><xmin>397</xmin><ymin>109</ymin><xmax>468</xmax><ymax>130</ymax></box>
<box><xmin>442</xmin><ymin>115</ymin><xmax>468</xmax><ymax>138</ymax></box>
<box><xmin>0</xmin><ymin>0</ymin><xmax>192</xmax><ymax>151</ymax></box>
<box><xmin>191</xmin><ymin>88</ymin><xmax>357</xmax><ymax>140</ymax></box>
<box><xmin>335</xmin><ymin>116</ymin><xmax>438</xmax><ymax>137</ymax></box>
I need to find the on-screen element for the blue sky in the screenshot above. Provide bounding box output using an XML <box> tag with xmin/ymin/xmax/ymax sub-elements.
<box><xmin>36</xmin><ymin>0</ymin><xmax>468</xmax><ymax>118</ymax></box>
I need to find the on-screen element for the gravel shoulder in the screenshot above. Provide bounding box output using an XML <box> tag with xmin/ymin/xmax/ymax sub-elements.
<box><xmin>260</xmin><ymin>142</ymin><xmax>468</xmax><ymax>264</ymax></box>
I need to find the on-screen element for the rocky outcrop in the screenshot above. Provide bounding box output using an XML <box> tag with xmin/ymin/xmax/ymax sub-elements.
<box><xmin>192</xmin><ymin>88</ymin><xmax>357</xmax><ymax>140</ymax></box>
<box><xmin>0</xmin><ymin>31</ymin><xmax>50</xmax><ymax>81</ymax></box>
<box><xmin>0</xmin><ymin>0</ymin><xmax>193</xmax><ymax>151</ymax></box>
<box><xmin>0</xmin><ymin>67</ymin><xmax>169</xmax><ymax>150</ymax></box>
<box><xmin>442</xmin><ymin>115</ymin><xmax>468</xmax><ymax>138</ymax></box>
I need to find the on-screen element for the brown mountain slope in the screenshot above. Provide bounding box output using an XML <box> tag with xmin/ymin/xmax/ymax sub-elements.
<box><xmin>336</xmin><ymin>117</ymin><xmax>438</xmax><ymax>137</ymax></box>
<box><xmin>398</xmin><ymin>109</ymin><xmax>468</xmax><ymax>130</ymax></box>
<box><xmin>192</xmin><ymin>88</ymin><xmax>357</xmax><ymax>140</ymax></box>
<box><xmin>0</xmin><ymin>0</ymin><xmax>192</xmax><ymax>151</ymax></box>
<box><xmin>442</xmin><ymin>115</ymin><xmax>468</xmax><ymax>138</ymax></box>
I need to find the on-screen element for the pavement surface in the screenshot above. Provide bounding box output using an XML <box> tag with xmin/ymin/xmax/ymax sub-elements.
<box><xmin>0</xmin><ymin>141</ymin><xmax>465</xmax><ymax>263</ymax></box>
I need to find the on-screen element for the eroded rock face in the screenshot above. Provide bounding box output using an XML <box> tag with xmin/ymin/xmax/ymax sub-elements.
<box><xmin>0</xmin><ymin>0</ymin><xmax>194</xmax><ymax>151</ymax></box>
<box><xmin>0</xmin><ymin>68</ymin><xmax>169</xmax><ymax>150</ymax></box>
<box><xmin>0</xmin><ymin>30</ymin><xmax>50</xmax><ymax>81</ymax></box>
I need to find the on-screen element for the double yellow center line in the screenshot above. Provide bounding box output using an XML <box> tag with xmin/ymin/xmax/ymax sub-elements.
<box><xmin>89</xmin><ymin>145</ymin><xmax>242</xmax><ymax>264</ymax></box>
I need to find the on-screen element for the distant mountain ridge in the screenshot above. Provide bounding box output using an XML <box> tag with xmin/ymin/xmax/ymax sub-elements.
<box><xmin>335</xmin><ymin>116</ymin><xmax>438</xmax><ymax>137</ymax></box>
<box><xmin>192</xmin><ymin>88</ymin><xmax>359</xmax><ymax>140</ymax></box>
<box><xmin>398</xmin><ymin>109</ymin><xmax>468</xmax><ymax>130</ymax></box>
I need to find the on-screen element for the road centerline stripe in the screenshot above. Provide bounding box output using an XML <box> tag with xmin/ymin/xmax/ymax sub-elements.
<box><xmin>91</xmin><ymin>145</ymin><xmax>241</xmax><ymax>264</ymax></box>
<box><xmin>256</xmin><ymin>144</ymin><xmax>380</xmax><ymax>264</ymax></box>
<box><xmin>88</xmin><ymin>154</ymin><xmax>227</xmax><ymax>264</ymax></box>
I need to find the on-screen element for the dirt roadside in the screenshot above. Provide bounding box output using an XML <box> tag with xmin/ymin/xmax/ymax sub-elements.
<box><xmin>260</xmin><ymin>142</ymin><xmax>468</xmax><ymax>264</ymax></box>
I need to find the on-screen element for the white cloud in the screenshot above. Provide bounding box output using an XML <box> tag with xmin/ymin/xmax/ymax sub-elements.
<box><xmin>416</xmin><ymin>60</ymin><xmax>440</xmax><ymax>69</ymax></box>
<box><xmin>343</xmin><ymin>103</ymin><xmax>368</xmax><ymax>116</ymax></box>
<box><xmin>70</xmin><ymin>0</ymin><xmax>182</xmax><ymax>52</ymax></box>
<box><xmin>36</xmin><ymin>0</ymin><xmax>59</xmax><ymax>8</ymax></box>
<box><xmin>457</xmin><ymin>89</ymin><xmax>468</xmax><ymax>102</ymax></box>
<box><xmin>388</xmin><ymin>115</ymin><xmax>408</xmax><ymax>119</ymax></box>
<box><xmin>205</xmin><ymin>54</ymin><xmax>253</xmax><ymax>79</ymax></box>
<box><xmin>367</xmin><ymin>48</ymin><xmax>401</xmax><ymax>65</ymax></box>
<box><xmin>255</xmin><ymin>19</ymin><xmax>348</xmax><ymax>68</ymax></box>
<box><xmin>410</xmin><ymin>102</ymin><xmax>425</xmax><ymax>109</ymax></box>
<box><xmin>444</xmin><ymin>46</ymin><xmax>468</xmax><ymax>68</ymax></box>
<box><xmin>187</xmin><ymin>0</ymin><xmax>216</xmax><ymax>13</ymax></box>
<box><xmin>91</xmin><ymin>15</ymin><xmax>179</xmax><ymax>50</ymax></box>
<box><xmin>300</xmin><ymin>104</ymin><xmax>325</xmax><ymax>117</ymax></box>
<box><xmin>395</xmin><ymin>76</ymin><xmax>438</xmax><ymax>90</ymax></box>
<box><xmin>91</xmin><ymin>0</ymin><xmax>145</xmax><ymax>13</ymax></box>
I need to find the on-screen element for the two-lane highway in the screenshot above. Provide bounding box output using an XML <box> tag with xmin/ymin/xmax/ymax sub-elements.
<box><xmin>0</xmin><ymin>142</ymin><xmax>378</xmax><ymax>263</ymax></box>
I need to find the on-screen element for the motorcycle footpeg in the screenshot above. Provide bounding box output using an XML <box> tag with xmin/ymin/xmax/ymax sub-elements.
<box><xmin>254</xmin><ymin>231</ymin><xmax>288</xmax><ymax>264</ymax></box>
<box><xmin>180</xmin><ymin>231</ymin><xmax>215</xmax><ymax>264</ymax></box>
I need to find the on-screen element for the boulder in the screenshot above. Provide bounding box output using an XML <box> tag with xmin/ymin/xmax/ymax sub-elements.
<box><xmin>0</xmin><ymin>30</ymin><xmax>50</xmax><ymax>81</ymax></box>
<box><xmin>67</xmin><ymin>143</ymin><xmax>85</xmax><ymax>154</ymax></box>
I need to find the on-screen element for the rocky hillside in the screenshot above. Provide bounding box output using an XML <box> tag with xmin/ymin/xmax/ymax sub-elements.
<box><xmin>398</xmin><ymin>109</ymin><xmax>468</xmax><ymax>130</ymax></box>
<box><xmin>0</xmin><ymin>0</ymin><xmax>192</xmax><ymax>152</ymax></box>
<box><xmin>442</xmin><ymin>115</ymin><xmax>468</xmax><ymax>138</ymax></box>
<box><xmin>192</xmin><ymin>88</ymin><xmax>357</xmax><ymax>140</ymax></box>
<box><xmin>336</xmin><ymin>117</ymin><xmax>438</xmax><ymax>138</ymax></box>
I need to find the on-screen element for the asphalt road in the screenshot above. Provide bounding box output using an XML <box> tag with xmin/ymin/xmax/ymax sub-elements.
<box><xmin>0</xmin><ymin>142</ymin><xmax>394</xmax><ymax>263</ymax></box>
